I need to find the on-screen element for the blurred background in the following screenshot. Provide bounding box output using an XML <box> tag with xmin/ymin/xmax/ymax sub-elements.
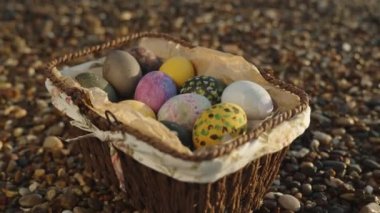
<box><xmin>0</xmin><ymin>0</ymin><xmax>379</xmax><ymax>212</ymax></box>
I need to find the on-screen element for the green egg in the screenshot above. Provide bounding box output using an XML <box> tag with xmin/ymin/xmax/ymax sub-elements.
<box><xmin>75</xmin><ymin>72</ymin><xmax>118</xmax><ymax>102</ymax></box>
<box><xmin>180</xmin><ymin>76</ymin><xmax>226</xmax><ymax>105</ymax></box>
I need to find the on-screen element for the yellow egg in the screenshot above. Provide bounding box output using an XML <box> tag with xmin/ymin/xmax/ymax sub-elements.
<box><xmin>120</xmin><ymin>100</ymin><xmax>156</xmax><ymax>119</ymax></box>
<box><xmin>193</xmin><ymin>103</ymin><xmax>247</xmax><ymax>149</ymax></box>
<box><xmin>159</xmin><ymin>56</ymin><xmax>195</xmax><ymax>87</ymax></box>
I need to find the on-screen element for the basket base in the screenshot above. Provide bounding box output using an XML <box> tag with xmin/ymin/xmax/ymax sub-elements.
<box><xmin>72</xmin><ymin>128</ymin><xmax>288</xmax><ymax>212</ymax></box>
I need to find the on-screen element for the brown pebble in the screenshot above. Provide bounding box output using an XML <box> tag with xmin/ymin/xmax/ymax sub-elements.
<box><xmin>336</xmin><ymin>117</ymin><xmax>355</xmax><ymax>126</ymax></box>
<box><xmin>57</xmin><ymin>192</ymin><xmax>79</xmax><ymax>209</ymax></box>
<box><xmin>45</xmin><ymin>188</ymin><xmax>57</xmax><ymax>201</ymax></box>
<box><xmin>19</xmin><ymin>193</ymin><xmax>44</xmax><ymax>207</ymax></box>
<box><xmin>359</xmin><ymin>202</ymin><xmax>380</xmax><ymax>213</ymax></box>
<box><xmin>43</xmin><ymin>136</ymin><xmax>64</xmax><ymax>150</ymax></box>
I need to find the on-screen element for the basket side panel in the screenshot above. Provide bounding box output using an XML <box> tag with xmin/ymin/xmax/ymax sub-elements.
<box><xmin>117</xmin><ymin>146</ymin><xmax>289</xmax><ymax>212</ymax></box>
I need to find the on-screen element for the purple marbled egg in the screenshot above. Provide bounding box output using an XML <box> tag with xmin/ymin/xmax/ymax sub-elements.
<box><xmin>134</xmin><ymin>71</ymin><xmax>177</xmax><ymax>112</ymax></box>
<box><xmin>157</xmin><ymin>93</ymin><xmax>211</xmax><ymax>130</ymax></box>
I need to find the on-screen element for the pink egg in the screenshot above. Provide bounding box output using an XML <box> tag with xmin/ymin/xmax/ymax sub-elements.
<box><xmin>134</xmin><ymin>71</ymin><xmax>177</xmax><ymax>112</ymax></box>
<box><xmin>158</xmin><ymin>93</ymin><xmax>211</xmax><ymax>130</ymax></box>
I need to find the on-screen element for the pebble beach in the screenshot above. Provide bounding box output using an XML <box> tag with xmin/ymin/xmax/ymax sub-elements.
<box><xmin>0</xmin><ymin>0</ymin><xmax>379</xmax><ymax>212</ymax></box>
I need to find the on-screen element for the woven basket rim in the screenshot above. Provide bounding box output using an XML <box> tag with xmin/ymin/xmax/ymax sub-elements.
<box><xmin>43</xmin><ymin>32</ymin><xmax>309</xmax><ymax>162</ymax></box>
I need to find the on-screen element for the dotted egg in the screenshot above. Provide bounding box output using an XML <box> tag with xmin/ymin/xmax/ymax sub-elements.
<box><xmin>193</xmin><ymin>103</ymin><xmax>247</xmax><ymax>149</ymax></box>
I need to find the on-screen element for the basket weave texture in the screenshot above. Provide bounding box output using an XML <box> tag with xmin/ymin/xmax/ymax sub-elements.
<box><xmin>44</xmin><ymin>32</ymin><xmax>309</xmax><ymax>212</ymax></box>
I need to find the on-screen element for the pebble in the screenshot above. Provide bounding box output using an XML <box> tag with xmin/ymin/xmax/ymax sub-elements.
<box><xmin>18</xmin><ymin>187</ymin><xmax>30</xmax><ymax>196</ymax></box>
<box><xmin>29</xmin><ymin>182</ymin><xmax>39</xmax><ymax>192</ymax></box>
<box><xmin>336</xmin><ymin>117</ymin><xmax>355</xmax><ymax>126</ymax></box>
<box><xmin>278</xmin><ymin>194</ymin><xmax>301</xmax><ymax>211</ymax></box>
<box><xmin>313</xmin><ymin>131</ymin><xmax>332</xmax><ymax>144</ymax></box>
<box><xmin>58</xmin><ymin>192</ymin><xmax>79</xmax><ymax>209</ymax></box>
<box><xmin>360</xmin><ymin>202</ymin><xmax>380</xmax><ymax>213</ymax></box>
<box><xmin>301</xmin><ymin>183</ymin><xmax>313</xmax><ymax>195</ymax></box>
<box><xmin>363</xmin><ymin>159</ymin><xmax>380</xmax><ymax>170</ymax></box>
<box><xmin>45</xmin><ymin>188</ymin><xmax>57</xmax><ymax>201</ymax></box>
<box><xmin>18</xmin><ymin>193</ymin><xmax>43</xmax><ymax>207</ymax></box>
<box><xmin>34</xmin><ymin>169</ymin><xmax>46</xmax><ymax>178</ymax></box>
<box><xmin>265</xmin><ymin>192</ymin><xmax>283</xmax><ymax>199</ymax></box>
<box><xmin>322</xmin><ymin>160</ymin><xmax>347</xmax><ymax>174</ymax></box>
<box><xmin>43</xmin><ymin>136</ymin><xmax>64</xmax><ymax>150</ymax></box>
<box><xmin>300</xmin><ymin>162</ymin><xmax>317</xmax><ymax>176</ymax></box>
<box><xmin>73</xmin><ymin>207</ymin><xmax>92</xmax><ymax>213</ymax></box>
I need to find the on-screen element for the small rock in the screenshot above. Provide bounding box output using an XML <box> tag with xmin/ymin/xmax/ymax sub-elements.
<box><xmin>29</xmin><ymin>182</ymin><xmax>39</xmax><ymax>192</ymax></box>
<box><xmin>336</xmin><ymin>117</ymin><xmax>355</xmax><ymax>126</ymax></box>
<box><xmin>34</xmin><ymin>169</ymin><xmax>46</xmax><ymax>178</ymax></box>
<box><xmin>340</xmin><ymin>193</ymin><xmax>355</xmax><ymax>201</ymax></box>
<box><xmin>365</xmin><ymin>185</ymin><xmax>374</xmax><ymax>194</ymax></box>
<box><xmin>302</xmin><ymin>183</ymin><xmax>313</xmax><ymax>195</ymax></box>
<box><xmin>325</xmin><ymin>177</ymin><xmax>345</xmax><ymax>188</ymax></box>
<box><xmin>263</xmin><ymin>199</ymin><xmax>277</xmax><ymax>209</ymax></box>
<box><xmin>313</xmin><ymin>184</ymin><xmax>327</xmax><ymax>192</ymax></box>
<box><xmin>313</xmin><ymin>131</ymin><xmax>332</xmax><ymax>144</ymax></box>
<box><xmin>290</xmin><ymin>148</ymin><xmax>310</xmax><ymax>158</ymax></box>
<box><xmin>31</xmin><ymin>202</ymin><xmax>49</xmax><ymax>213</ymax></box>
<box><xmin>45</xmin><ymin>188</ymin><xmax>57</xmax><ymax>201</ymax></box>
<box><xmin>18</xmin><ymin>187</ymin><xmax>30</xmax><ymax>196</ymax></box>
<box><xmin>265</xmin><ymin>192</ymin><xmax>283</xmax><ymax>199</ymax></box>
<box><xmin>62</xmin><ymin>210</ymin><xmax>73</xmax><ymax>213</ymax></box>
<box><xmin>46</xmin><ymin>122</ymin><xmax>65</xmax><ymax>136</ymax></box>
<box><xmin>360</xmin><ymin>202</ymin><xmax>380</xmax><ymax>213</ymax></box>
<box><xmin>73</xmin><ymin>207</ymin><xmax>92</xmax><ymax>213</ymax></box>
<box><xmin>300</xmin><ymin>162</ymin><xmax>317</xmax><ymax>176</ymax></box>
<box><xmin>322</xmin><ymin>160</ymin><xmax>346</xmax><ymax>174</ymax></box>
<box><xmin>278</xmin><ymin>194</ymin><xmax>301</xmax><ymax>211</ymax></box>
<box><xmin>58</xmin><ymin>192</ymin><xmax>79</xmax><ymax>209</ymax></box>
<box><xmin>363</xmin><ymin>159</ymin><xmax>380</xmax><ymax>170</ymax></box>
<box><xmin>43</xmin><ymin>136</ymin><xmax>64</xmax><ymax>150</ymax></box>
<box><xmin>19</xmin><ymin>193</ymin><xmax>43</xmax><ymax>207</ymax></box>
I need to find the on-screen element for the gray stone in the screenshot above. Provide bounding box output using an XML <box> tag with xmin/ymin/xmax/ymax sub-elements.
<box><xmin>278</xmin><ymin>194</ymin><xmax>301</xmax><ymax>211</ymax></box>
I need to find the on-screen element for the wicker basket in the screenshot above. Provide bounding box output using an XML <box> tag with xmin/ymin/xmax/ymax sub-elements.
<box><xmin>43</xmin><ymin>32</ymin><xmax>309</xmax><ymax>212</ymax></box>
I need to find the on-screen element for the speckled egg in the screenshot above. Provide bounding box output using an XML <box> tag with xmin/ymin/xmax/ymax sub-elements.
<box><xmin>134</xmin><ymin>71</ymin><xmax>177</xmax><ymax>112</ymax></box>
<box><xmin>158</xmin><ymin>93</ymin><xmax>211</xmax><ymax>130</ymax></box>
<box><xmin>161</xmin><ymin>120</ymin><xmax>193</xmax><ymax>150</ymax></box>
<box><xmin>180</xmin><ymin>76</ymin><xmax>226</xmax><ymax>105</ymax></box>
<box><xmin>193</xmin><ymin>103</ymin><xmax>247</xmax><ymax>149</ymax></box>
<box><xmin>159</xmin><ymin>56</ymin><xmax>195</xmax><ymax>87</ymax></box>
<box><xmin>75</xmin><ymin>72</ymin><xmax>118</xmax><ymax>102</ymax></box>
<box><xmin>103</xmin><ymin>50</ymin><xmax>142</xmax><ymax>98</ymax></box>
<box><xmin>119</xmin><ymin>100</ymin><xmax>156</xmax><ymax>119</ymax></box>
<box><xmin>221</xmin><ymin>80</ymin><xmax>273</xmax><ymax>120</ymax></box>
<box><xmin>128</xmin><ymin>47</ymin><xmax>162</xmax><ymax>75</ymax></box>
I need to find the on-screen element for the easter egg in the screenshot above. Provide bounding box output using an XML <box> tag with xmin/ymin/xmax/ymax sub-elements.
<box><xmin>161</xmin><ymin>120</ymin><xmax>194</xmax><ymax>150</ymax></box>
<box><xmin>134</xmin><ymin>71</ymin><xmax>177</xmax><ymax>112</ymax></box>
<box><xmin>119</xmin><ymin>100</ymin><xmax>156</xmax><ymax>119</ymax></box>
<box><xmin>221</xmin><ymin>80</ymin><xmax>273</xmax><ymax>120</ymax></box>
<box><xmin>128</xmin><ymin>47</ymin><xmax>162</xmax><ymax>75</ymax></box>
<box><xmin>75</xmin><ymin>72</ymin><xmax>118</xmax><ymax>102</ymax></box>
<box><xmin>159</xmin><ymin>56</ymin><xmax>195</xmax><ymax>86</ymax></box>
<box><xmin>180</xmin><ymin>76</ymin><xmax>226</xmax><ymax>105</ymax></box>
<box><xmin>193</xmin><ymin>103</ymin><xmax>247</xmax><ymax>149</ymax></box>
<box><xmin>158</xmin><ymin>94</ymin><xmax>211</xmax><ymax>130</ymax></box>
<box><xmin>103</xmin><ymin>50</ymin><xmax>142</xmax><ymax>98</ymax></box>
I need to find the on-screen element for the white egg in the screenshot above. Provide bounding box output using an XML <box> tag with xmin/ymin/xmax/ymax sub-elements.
<box><xmin>221</xmin><ymin>80</ymin><xmax>273</xmax><ymax>120</ymax></box>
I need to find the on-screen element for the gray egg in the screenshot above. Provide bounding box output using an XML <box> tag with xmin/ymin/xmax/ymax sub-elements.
<box><xmin>103</xmin><ymin>50</ymin><xmax>142</xmax><ymax>99</ymax></box>
<box><xmin>75</xmin><ymin>72</ymin><xmax>118</xmax><ymax>102</ymax></box>
<box><xmin>128</xmin><ymin>47</ymin><xmax>162</xmax><ymax>75</ymax></box>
